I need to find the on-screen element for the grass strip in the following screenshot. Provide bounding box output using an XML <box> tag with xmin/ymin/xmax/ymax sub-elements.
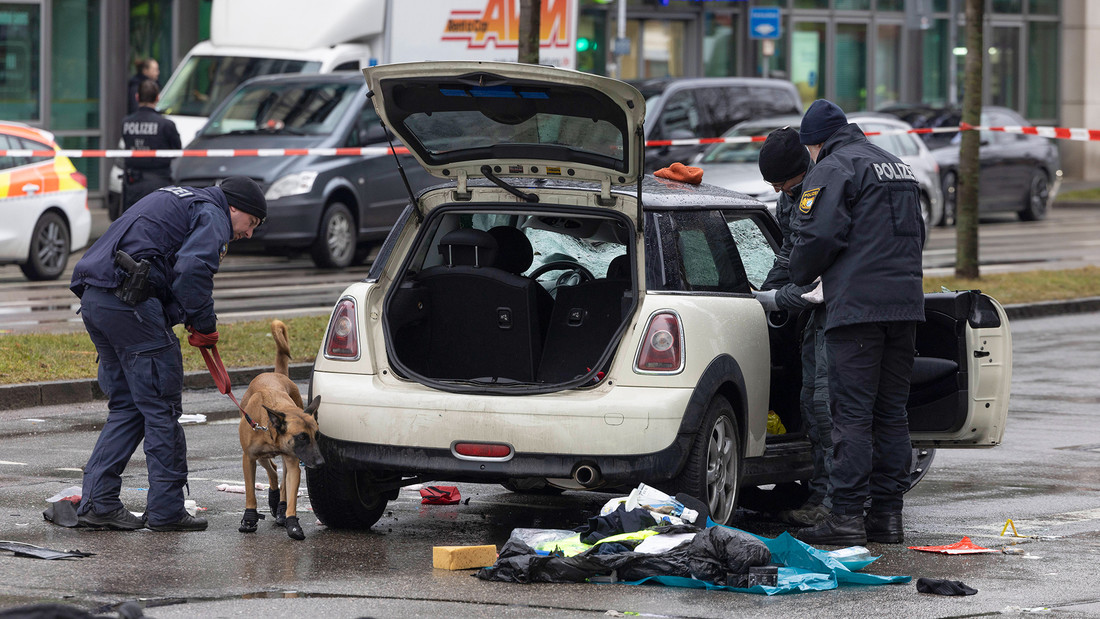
<box><xmin>3</xmin><ymin>266</ymin><xmax>1099</xmax><ymax>385</ymax></box>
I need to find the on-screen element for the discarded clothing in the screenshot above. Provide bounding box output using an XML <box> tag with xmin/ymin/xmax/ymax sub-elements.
<box><xmin>420</xmin><ymin>486</ymin><xmax>461</xmax><ymax>505</ymax></box>
<box><xmin>0</xmin><ymin>541</ymin><xmax>93</xmax><ymax>560</ymax></box>
<box><xmin>654</xmin><ymin>162</ymin><xmax>704</xmax><ymax>185</ymax></box>
<box><xmin>916</xmin><ymin>577</ymin><xmax>978</xmax><ymax>596</ymax></box>
<box><xmin>478</xmin><ymin>525</ymin><xmax>770</xmax><ymax>585</ymax></box>
<box><xmin>577</xmin><ymin>504</ymin><xmax>658</xmax><ymax>544</ymax></box>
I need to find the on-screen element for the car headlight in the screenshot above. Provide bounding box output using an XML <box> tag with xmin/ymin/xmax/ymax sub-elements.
<box><xmin>265</xmin><ymin>171</ymin><xmax>318</xmax><ymax>201</ymax></box>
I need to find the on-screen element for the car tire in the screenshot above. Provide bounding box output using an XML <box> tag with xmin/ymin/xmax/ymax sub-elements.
<box><xmin>20</xmin><ymin>211</ymin><xmax>71</xmax><ymax>281</ymax></box>
<box><xmin>939</xmin><ymin>171</ymin><xmax>957</xmax><ymax>227</ymax></box>
<box><xmin>304</xmin><ymin>464</ymin><xmax>391</xmax><ymax>529</ymax></box>
<box><xmin>1018</xmin><ymin>172</ymin><xmax>1050</xmax><ymax>221</ymax></box>
<box><xmin>672</xmin><ymin>395</ymin><xmax>741</xmax><ymax>525</ymax></box>
<box><xmin>311</xmin><ymin>202</ymin><xmax>356</xmax><ymax>269</ymax></box>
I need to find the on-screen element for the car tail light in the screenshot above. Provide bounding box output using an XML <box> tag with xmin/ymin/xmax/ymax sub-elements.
<box><xmin>324</xmin><ymin>297</ymin><xmax>359</xmax><ymax>360</ymax></box>
<box><xmin>71</xmin><ymin>171</ymin><xmax>87</xmax><ymax>188</ymax></box>
<box><xmin>635</xmin><ymin>311</ymin><xmax>684</xmax><ymax>374</ymax></box>
<box><xmin>453</xmin><ymin>442</ymin><xmax>513</xmax><ymax>459</ymax></box>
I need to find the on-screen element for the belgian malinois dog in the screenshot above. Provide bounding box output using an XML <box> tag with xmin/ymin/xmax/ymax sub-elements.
<box><xmin>237</xmin><ymin>320</ymin><xmax>324</xmax><ymax>540</ymax></box>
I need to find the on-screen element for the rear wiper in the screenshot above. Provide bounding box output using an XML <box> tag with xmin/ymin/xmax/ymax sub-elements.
<box><xmin>480</xmin><ymin>165</ymin><xmax>539</xmax><ymax>203</ymax></box>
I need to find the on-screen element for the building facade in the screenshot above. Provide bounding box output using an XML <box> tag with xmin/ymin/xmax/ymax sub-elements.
<box><xmin>1</xmin><ymin>0</ymin><xmax>1096</xmax><ymax>201</ymax></box>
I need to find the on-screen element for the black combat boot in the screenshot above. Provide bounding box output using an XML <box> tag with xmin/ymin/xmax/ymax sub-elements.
<box><xmin>865</xmin><ymin>511</ymin><xmax>904</xmax><ymax>543</ymax></box>
<box><xmin>797</xmin><ymin>512</ymin><xmax>867</xmax><ymax>546</ymax></box>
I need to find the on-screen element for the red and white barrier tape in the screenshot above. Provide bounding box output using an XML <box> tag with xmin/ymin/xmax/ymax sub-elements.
<box><xmin>2</xmin><ymin>124</ymin><xmax>1099</xmax><ymax>157</ymax></box>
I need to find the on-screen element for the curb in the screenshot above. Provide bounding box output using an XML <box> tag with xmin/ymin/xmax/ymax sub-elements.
<box><xmin>0</xmin><ymin>362</ymin><xmax>313</xmax><ymax>412</ymax></box>
<box><xmin>2</xmin><ymin>297</ymin><xmax>1098</xmax><ymax>412</ymax></box>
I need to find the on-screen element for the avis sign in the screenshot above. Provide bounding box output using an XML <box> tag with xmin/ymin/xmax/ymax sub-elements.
<box><xmin>390</xmin><ymin>0</ymin><xmax>578</xmax><ymax>68</ymax></box>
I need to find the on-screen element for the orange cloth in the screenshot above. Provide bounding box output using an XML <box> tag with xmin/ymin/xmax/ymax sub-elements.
<box><xmin>654</xmin><ymin>162</ymin><xmax>704</xmax><ymax>185</ymax></box>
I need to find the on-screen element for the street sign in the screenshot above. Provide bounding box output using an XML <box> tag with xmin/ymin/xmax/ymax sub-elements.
<box><xmin>749</xmin><ymin>7</ymin><xmax>781</xmax><ymax>40</ymax></box>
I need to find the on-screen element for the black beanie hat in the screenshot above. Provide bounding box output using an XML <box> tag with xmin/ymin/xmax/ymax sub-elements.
<box><xmin>799</xmin><ymin>99</ymin><xmax>848</xmax><ymax>145</ymax></box>
<box><xmin>219</xmin><ymin>176</ymin><xmax>267</xmax><ymax>223</ymax></box>
<box><xmin>759</xmin><ymin>126</ymin><xmax>810</xmax><ymax>184</ymax></box>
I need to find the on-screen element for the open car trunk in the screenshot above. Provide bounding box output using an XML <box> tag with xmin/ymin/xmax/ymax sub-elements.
<box><xmin>382</xmin><ymin>202</ymin><xmax>639</xmax><ymax>393</ymax></box>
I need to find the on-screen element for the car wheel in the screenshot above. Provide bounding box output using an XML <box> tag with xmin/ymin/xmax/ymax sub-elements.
<box><xmin>672</xmin><ymin>395</ymin><xmax>741</xmax><ymax>525</ymax></box>
<box><xmin>905</xmin><ymin>447</ymin><xmax>936</xmax><ymax>493</ymax></box>
<box><xmin>1018</xmin><ymin>172</ymin><xmax>1050</xmax><ymax>221</ymax></box>
<box><xmin>311</xmin><ymin>202</ymin><xmax>356</xmax><ymax>269</ymax></box>
<box><xmin>305</xmin><ymin>463</ymin><xmax>392</xmax><ymax>529</ymax></box>
<box><xmin>939</xmin><ymin>171</ymin><xmax>957</xmax><ymax>227</ymax></box>
<box><xmin>20</xmin><ymin>211</ymin><xmax>71</xmax><ymax>281</ymax></box>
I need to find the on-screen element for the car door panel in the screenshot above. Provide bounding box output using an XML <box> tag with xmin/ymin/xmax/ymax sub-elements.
<box><xmin>908</xmin><ymin>291</ymin><xmax>1011</xmax><ymax>447</ymax></box>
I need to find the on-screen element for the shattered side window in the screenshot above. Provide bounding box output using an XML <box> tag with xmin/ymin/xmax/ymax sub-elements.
<box><xmin>725</xmin><ymin>216</ymin><xmax>774</xmax><ymax>289</ymax></box>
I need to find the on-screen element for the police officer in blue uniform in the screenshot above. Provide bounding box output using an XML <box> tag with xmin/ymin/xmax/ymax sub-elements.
<box><xmin>121</xmin><ymin>79</ymin><xmax>181</xmax><ymax>215</ymax></box>
<box><xmin>69</xmin><ymin>176</ymin><xmax>266</xmax><ymax>531</ymax></box>
<box><xmin>751</xmin><ymin>126</ymin><xmax>833</xmax><ymax>528</ymax></box>
<box><xmin>788</xmin><ymin>100</ymin><xmax>925</xmax><ymax>546</ymax></box>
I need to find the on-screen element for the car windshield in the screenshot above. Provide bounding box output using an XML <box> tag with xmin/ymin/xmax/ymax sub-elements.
<box><xmin>699</xmin><ymin>125</ymin><xmax>778</xmax><ymax>165</ymax></box>
<box><xmin>200</xmin><ymin>81</ymin><xmax>358</xmax><ymax>137</ymax></box>
<box><xmin>158</xmin><ymin>55</ymin><xmax>322</xmax><ymax>118</ymax></box>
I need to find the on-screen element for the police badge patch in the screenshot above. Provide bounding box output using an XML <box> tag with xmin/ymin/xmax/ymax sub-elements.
<box><xmin>799</xmin><ymin>187</ymin><xmax>821</xmax><ymax>214</ymax></box>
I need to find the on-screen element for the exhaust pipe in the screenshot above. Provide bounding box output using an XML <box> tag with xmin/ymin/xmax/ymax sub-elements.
<box><xmin>572</xmin><ymin>463</ymin><xmax>602</xmax><ymax>488</ymax></box>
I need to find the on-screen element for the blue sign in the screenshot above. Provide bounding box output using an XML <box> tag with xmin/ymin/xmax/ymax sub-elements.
<box><xmin>749</xmin><ymin>7</ymin><xmax>781</xmax><ymax>40</ymax></box>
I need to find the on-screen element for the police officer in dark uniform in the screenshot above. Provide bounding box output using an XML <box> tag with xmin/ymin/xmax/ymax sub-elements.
<box><xmin>788</xmin><ymin>99</ymin><xmax>925</xmax><ymax>546</ymax></box>
<box><xmin>121</xmin><ymin>79</ymin><xmax>181</xmax><ymax>215</ymax></box>
<box><xmin>69</xmin><ymin>176</ymin><xmax>266</xmax><ymax>531</ymax></box>
<box><xmin>751</xmin><ymin>126</ymin><xmax>833</xmax><ymax>528</ymax></box>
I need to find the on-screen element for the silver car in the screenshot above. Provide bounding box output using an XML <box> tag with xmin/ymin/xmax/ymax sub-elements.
<box><xmin>695</xmin><ymin>113</ymin><xmax>943</xmax><ymax>237</ymax></box>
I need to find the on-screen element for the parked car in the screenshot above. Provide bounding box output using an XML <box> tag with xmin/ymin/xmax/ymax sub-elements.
<box><xmin>693</xmin><ymin>113</ymin><xmax>943</xmax><ymax>237</ymax></box>
<box><xmin>173</xmin><ymin>72</ymin><xmax>435</xmax><ymax>268</ymax></box>
<box><xmin>878</xmin><ymin>104</ymin><xmax>1062</xmax><ymax>224</ymax></box>
<box><xmin>631</xmin><ymin>77</ymin><xmax>802</xmax><ymax>173</ymax></box>
<box><xmin>0</xmin><ymin>122</ymin><xmax>90</xmax><ymax>280</ymax></box>
<box><xmin>306</xmin><ymin>62</ymin><xmax>1013</xmax><ymax>529</ymax></box>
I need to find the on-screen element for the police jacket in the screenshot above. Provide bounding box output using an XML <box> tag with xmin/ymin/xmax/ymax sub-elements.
<box><xmin>761</xmin><ymin>179</ymin><xmax>816</xmax><ymax>312</ymax></box>
<box><xmin>70</xmin><ymin>186</ymin><xmax>232</xmax><ymax>332</ymax></box>
<box><xmin>121</xmin><ymin>106</ymin><xmax>181</xmax><ymax>171</ymax></box>
<box><xmin>788</xmin><ymin>123</ymin><xmax>925</xmax><ymax>331</ymax></box>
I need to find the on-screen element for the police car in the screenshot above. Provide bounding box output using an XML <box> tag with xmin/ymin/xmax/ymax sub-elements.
<box><xmin>306</xmin><ymin>62</ymin><xmax>1013</xmax><ymax>529</ymax></box>
<box><xmin>0</xmin><ymin>123</ymin><xmax>90</xmax><ymax>280</ymax></box>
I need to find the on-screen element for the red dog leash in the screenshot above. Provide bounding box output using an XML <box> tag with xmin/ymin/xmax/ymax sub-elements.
<box><xmin>190</xmin><ymin>328</ymin><xmax>267</xmax><ymax>432</ymax></box>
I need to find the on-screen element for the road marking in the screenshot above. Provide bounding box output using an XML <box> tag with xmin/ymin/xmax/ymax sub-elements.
<box><xmin>0</xmin><ymin>460</ymin><xmax>27</xmax><ymax>466</ymax></box>
<box><xmin>56</xmin><ymin>467</ymin><xmax>82</xmax><ymax>472</ymax></box>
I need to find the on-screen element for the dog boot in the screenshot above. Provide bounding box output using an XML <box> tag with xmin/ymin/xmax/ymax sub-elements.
<box><xmin>268</xmin><ymin>488</ymin><xmax>281</xmax><ymax>518</ymax></box>
<box><xmin>274</xmin><ymin>501</ymin><xmax>287</xmax><ymax>527</ymax></box>
<box><xmin>285</xmin><ymin>515</ymin><xmax>304</xmax><ymax>541</ymax></box>
<box><xmin>238</xmin><ymin>508</ymin><xmax>265</xmax><ymax>533</ymax></box>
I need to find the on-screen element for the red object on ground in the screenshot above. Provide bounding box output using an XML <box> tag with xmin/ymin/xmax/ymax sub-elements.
<box><xmin>654</xmin><ymin>162</ymin><xmax>704</xmax><ymax>184</ymax></box>
<box><xmin>908</xmin><ymin>536</ymin><xmax>999</xmax><ymax>554</ymax></box>
<box><xmin>420</xmin><ymin>486</ymin><xmax>462</xmax><ymax>505</ymax></box>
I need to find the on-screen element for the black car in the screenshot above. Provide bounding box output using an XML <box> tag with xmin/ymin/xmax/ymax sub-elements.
<box><xmin>173</xmin><ymin>72</ymin><xmax>435</xmax><ymax>268</ymax></box>
<box><xmin>879</xmin><ymin>104</ymin><xmax>1062</xmax><ymax>224</ymax></box>
<box><xmin>632</xmin><ymin>77</ymin><xmax>803</xmax><ymax>173</ymax></box>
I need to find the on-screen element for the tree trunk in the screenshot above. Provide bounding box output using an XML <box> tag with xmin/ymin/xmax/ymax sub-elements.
<box><xmin>956</xmin><ymin>0</ymin><xmax>983</xmax><ymax>279</ymax></box>
<box><xmin>519</xmin><ymin>0</ymin><xmax>542</xmax><ymax>65</ymax></box>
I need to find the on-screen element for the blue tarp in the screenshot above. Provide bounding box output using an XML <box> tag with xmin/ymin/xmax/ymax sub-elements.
<box><xmin>617</xmin><ymin>528</ymin><xmax>910</xmax><ymax>595</ymax></box>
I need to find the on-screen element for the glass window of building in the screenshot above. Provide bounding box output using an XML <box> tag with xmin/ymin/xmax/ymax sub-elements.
<box><xmin>51</xmin><ymin>0</ymin><xmax>99</xmax><ymax>131</ymax></box>
<box><xmin>0</xmin><ymin>4</ymin><xmax>41</xmax><ymax>120</ymax></box>
<box><xmin>794</xmin><ymin>0</ymin><xmax>829</xmax><ymax>9</ymax></box>
<box><xmin>875</xmin><ymin>24</ymin><xmax>902</xmax><ymax>109</ymax></box>
<box><xmin>835</xmin><ymin>23</ymin><xmax>868</xmax><ymax>111</ymax></box>
<box><xmin>791</xmin><ymin>21</ymin><xmax>826</xmax><ymax>108</ymax></box>
<box><xmin>836</xmin><ymin>0</ymin><xmax>871</xmax><ymax>10</ymax></box>
<box><xmin>992</xmin><ymin>0</ymin><xmax>1022</xmax><ymax>13</ymax></box>
<box><xmin>642</xmin><ymin>20</ymin><xmax>685</xmax><ymax>79</ymax></box>
<box><xmin>130</xmin><ymin>0</ymin><xmax>173</xmax><ymax>86</ymax></box>
<box><xmin>1027</xmin><ymin>21</ymin><xmax>1058</xmax><ymax>120</ymax></box>
<box><xmin>989</xmin><ymin>26</ymin><xmax>1020</xmax><ymax>109</ymax></box>
<box><xmin>577</xmin><ymin>10</ymin><xmax>606</xmax><ymax>76</ymax></box>
<box><xmin>921</xmin><ymin>18</ymin><xmax>950</xmax><ymax>106</ymax></box>
<box><xmin>877</xmin><ymin>0</ymin><xmax>905</xmax><ymax>10</ymax></box>
<box><xmin>703</xmin><ymin>12</ymin><xmax>736</xmax><ymax>77</ymax></box>
<box><xmin>1029</xmin><ymin>0</ymin><xmax>1059</xmax><ymax>15</ymax></box>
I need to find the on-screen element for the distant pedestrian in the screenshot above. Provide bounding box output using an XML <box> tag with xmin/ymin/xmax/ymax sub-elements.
<box><xmin>789</xmin><ymin>99</ymin><xmax>925</xmax><ymax>546</ymax></box>
<box><xmin>69</xmin><ymin>176</ymin><xmax>267</xmax><ymax>532</ymax></box>
<box><xmin>127</xmin><ymin>58</ymin><xmax>160</xmax><ymax>114</ymax></box>
<box><xmin>120</xmin><ymin>79</ymin><xmax>180</xmax><ymax>215</ymax></box>
<box><xmin>752</xmin><ymin>126</ymin><xmax>833</xmax><ymax>528</ymax></box>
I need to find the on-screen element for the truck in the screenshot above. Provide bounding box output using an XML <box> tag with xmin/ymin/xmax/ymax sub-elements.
<box><xmin>108</xmin><ymin>0</ymin><xmax>578</xmax><ymax>218</ymax></box>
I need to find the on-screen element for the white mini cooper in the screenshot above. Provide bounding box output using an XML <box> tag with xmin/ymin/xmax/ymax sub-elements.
<box><xmin>306</xmin><ymin>62</ymin><xmax>1012</xmax><ymax>529</ymax></box>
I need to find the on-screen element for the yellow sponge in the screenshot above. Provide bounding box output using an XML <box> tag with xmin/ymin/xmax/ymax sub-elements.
<box><xmin>432</xmin><ymin>544</ymin><xmax>498</xmax><ymax>570</ymax></box>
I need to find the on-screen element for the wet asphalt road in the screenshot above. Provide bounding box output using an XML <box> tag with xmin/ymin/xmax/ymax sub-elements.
<box><xmin>0</xmin><ymin>312</ymin><xmax>1099</xmax><ymax>618</ymax></box>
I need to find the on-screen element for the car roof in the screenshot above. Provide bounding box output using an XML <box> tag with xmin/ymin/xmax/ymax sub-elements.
<box><xmin>0</xmin><ymin>121</ymin><xmax>56</xmax><ymax>145</ymax></box>
<box><xmin>235</xmin><ymin>70</ymin><xmax>367</xmax><ymax>89</ymax></box>
<box><xmin>630</xmin><ymin>76</ymin><xmax>798</xmax><ymax>99</ymax></box>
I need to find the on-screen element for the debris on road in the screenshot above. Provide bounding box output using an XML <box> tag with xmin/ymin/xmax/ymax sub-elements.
<box><xmin>0</xmin><ymin>541</ymin><xmax>94</xmax><ymax>560</ymax></box>
<box><xmin>908</xmin><ymin>536</ymin><xmax>999</xmax><ymax>554</ymax></box>
<box><xmin>433</xmin><ymin>544</ymin><xmax>498</xmax><ymax>570</ymax></box>
<box><xmin>915</xmin><ymin>577</ymin><xmax>978</xmax><ymax>596</ymax></box>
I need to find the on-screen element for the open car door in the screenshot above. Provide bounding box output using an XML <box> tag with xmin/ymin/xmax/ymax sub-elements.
<box><xmin>907</xmin><ymin>290</ymin><xmax>1012</xmax><ymax>447</ymax></box>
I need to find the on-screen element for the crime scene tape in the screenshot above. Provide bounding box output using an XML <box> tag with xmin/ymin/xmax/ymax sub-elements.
<box><xmin>2</xmin><ymin>124</ymin><xmax>1099</xmax><ymax>158</ymax></box>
